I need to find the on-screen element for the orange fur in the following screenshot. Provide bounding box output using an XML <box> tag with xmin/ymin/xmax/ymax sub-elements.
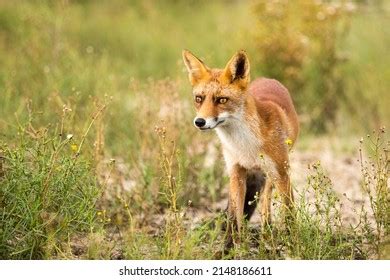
<box><xmin>183</xmin><ymin>50</ymin><xmax>299</xmax><ymax>245</ymax></box>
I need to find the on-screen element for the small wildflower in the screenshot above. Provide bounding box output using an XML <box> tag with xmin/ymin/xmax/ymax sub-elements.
<box><xmin>63</xmin><ymin>106</ymin><xmax>72</xmax><ymax>113</ymax></box>
<box><xmin>71</xmin><ymin>144</ymin><xmax>78</xmax><ymax>152</ymax></box>
<box><xmin>285</xmin><ymin>138</ymin><xmax>293</xmax><ymax>146</ymax></box>
<box><xmin>66</xmin><ymin>134</ymin><xmax>73</xmax><ymax>140</ymax></box>
<box><xmin>97</xmin><ymin>211</ymin><xmax>102</xmax><ymax>216</ymax></box>
<box><xmin>259</xmin><ymin>153</ymin><xmax>264</xmax><ymax>159</ymax></box>
<box><xmin>106</xmin><ymin>218</ymin><xmax>111</xmax><ymax>222</ymax></box>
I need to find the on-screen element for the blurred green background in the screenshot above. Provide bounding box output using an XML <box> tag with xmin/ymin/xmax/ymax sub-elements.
<box><xmin>1</xmin><ymin>0</ymin><xmax>389</xmax><ymax>136</ymax></box>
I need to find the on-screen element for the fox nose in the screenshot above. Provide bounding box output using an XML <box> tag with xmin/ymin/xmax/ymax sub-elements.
<box><xmin>194</xmin><ymin>118</ymin><xmax>206</xmax><ymax>128</ymax></box>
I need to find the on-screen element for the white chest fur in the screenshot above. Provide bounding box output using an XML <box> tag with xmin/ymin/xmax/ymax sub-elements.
<box><xmin>216</xmin><ymin>120</ymin><xmax>261</xmax><ymax>173</ymax></box>
<box><xmin>216</xmin><ymin>119</ymin><xmax>275</xmax><ymax>176</ymax></box>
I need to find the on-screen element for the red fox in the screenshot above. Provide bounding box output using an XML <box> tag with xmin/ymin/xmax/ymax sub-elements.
<box><xmin>182</xmin><ymin>50</ymin><xmax>299</xmax><ymax>243</ymax></box>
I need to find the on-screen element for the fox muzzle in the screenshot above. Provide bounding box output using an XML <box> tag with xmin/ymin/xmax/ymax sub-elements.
<box><xmin>193</xmin><ymin>116</ymin><xmax>226</xmax><ymax>130</ymax></box>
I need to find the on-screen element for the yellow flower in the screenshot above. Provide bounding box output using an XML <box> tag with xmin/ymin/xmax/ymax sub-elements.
<box><xmin>71</xmin><ymin>144</ymin><xmax>78</xmax><ymax>152</ymax></box>
<box><xmin>258</xmin><ymin>153</ymin><xmax>264</xmax><ymax>159</ymax></box>
<box><xmin>285</xmin><ymin>138</ymin><xmax>293</xmax><ymax>146</ymax></box>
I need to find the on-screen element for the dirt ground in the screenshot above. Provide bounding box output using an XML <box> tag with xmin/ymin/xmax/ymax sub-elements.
<box><xmin>289</xmin><ymin>137</ymin><xmax>369</xmax><ymax>226</ymax></box>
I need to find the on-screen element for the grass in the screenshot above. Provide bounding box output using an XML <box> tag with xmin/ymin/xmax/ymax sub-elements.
<box><xmin>0</xmin><ymin>117</ymin><xmax>100</xmax><ymax>259</ymax></box>
<box><xmin>0</xmin><ymin>0</ymin><xmax>389</xmax><ymax>259</ymax></box>
<box><xmin>1</xmin><ymin>116</ymin><xmax>387</xmax><ymax>259</ymax></box>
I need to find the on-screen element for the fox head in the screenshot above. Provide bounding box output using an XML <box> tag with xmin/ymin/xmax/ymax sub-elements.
<box><xmin>182</xmin><ymin>50</ymin><xmax>250</xmax><ymax>130</ymax></box>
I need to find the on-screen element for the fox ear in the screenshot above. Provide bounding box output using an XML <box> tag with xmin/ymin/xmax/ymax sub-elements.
<box><xmin>222</xmin><ymin>50</ymin><xmax>250</xmax><ymax>88</ymax></box>
<box><xmin>182</xmin><ymin>50</ymin><xmax>210</xmax><ymax>86</ymax></box>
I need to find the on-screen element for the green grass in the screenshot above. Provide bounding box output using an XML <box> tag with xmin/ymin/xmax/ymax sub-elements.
<box><xmin>1</xmin><ymin>116</ymin><xmax>387</xmax><ymax>259</ymax></box>
<box><xmin>0</xmin><ymin>0</ymin><xmax>389</xmax><ymax>259</ymax></box>
<box><xmin>0</xmin><ymin>119</ymin><xmax>100</xmax><ymax>259</ymax></box>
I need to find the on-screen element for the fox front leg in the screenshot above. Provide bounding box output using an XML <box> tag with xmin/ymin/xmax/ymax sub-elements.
<box><xmin>226</xmin><ymin>164</ymin><xmax>247</xmax><ymax>247</ymax></box>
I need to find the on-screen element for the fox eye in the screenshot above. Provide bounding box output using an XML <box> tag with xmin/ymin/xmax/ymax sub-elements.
<box><xmin>195</xmin><ymin>96</ymin><xmax>202</xmax><ymax>103</ymax></box>
<box><xmin>217</xmin><ymin>97</ymin><xmax>228</xmax><ymax>104</ymax></box>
